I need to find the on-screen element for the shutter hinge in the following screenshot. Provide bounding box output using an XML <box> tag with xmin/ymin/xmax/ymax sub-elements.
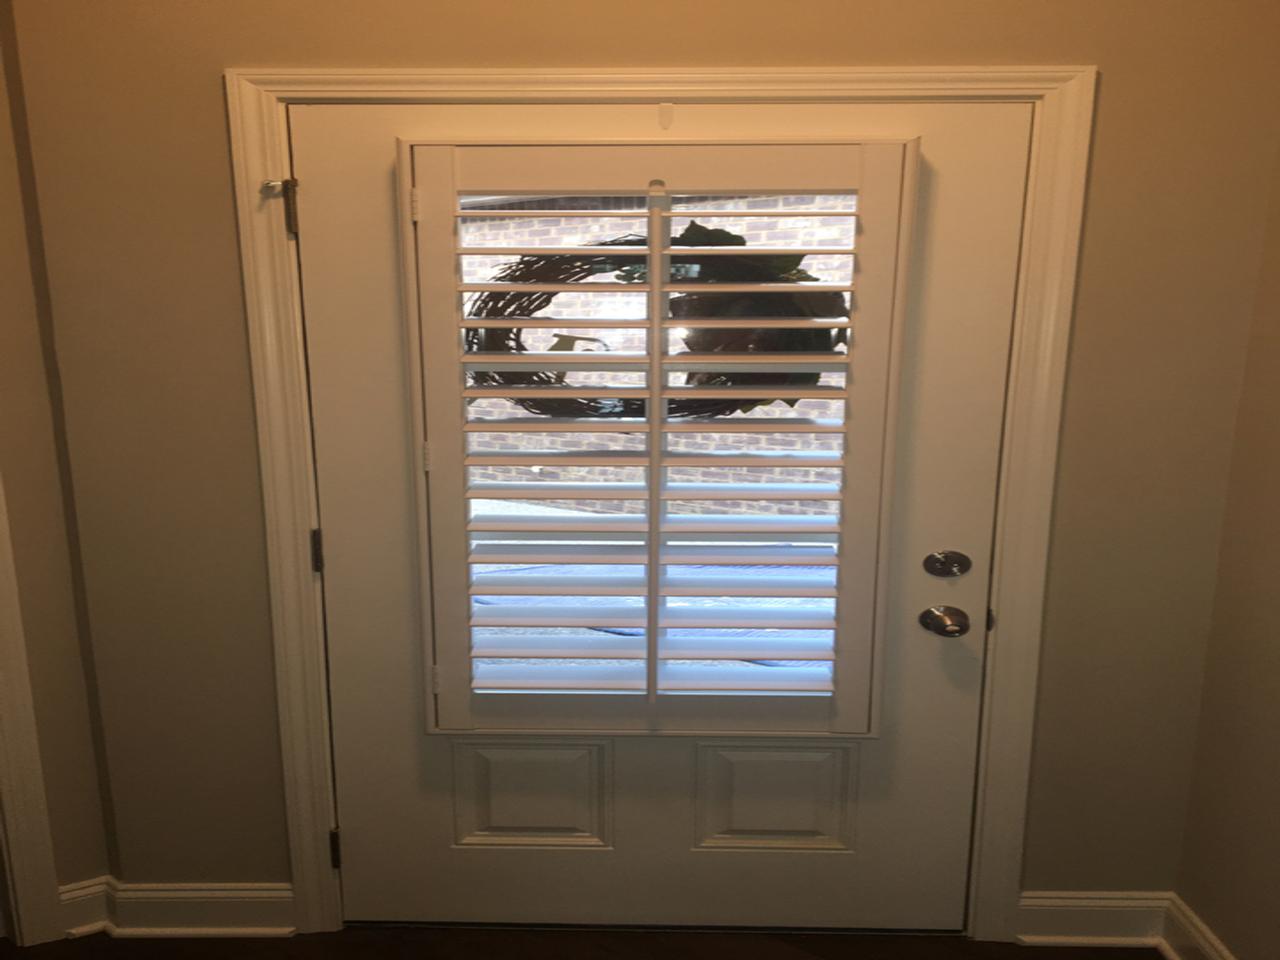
<box><xmin>328</xmin><ymin>828</ymin><xmax>342</xmax><ymax>870</ymax></box>
<box><xmin>310</xmin><ymin>528</ymin><xmax>325</xmax><ymax>574</ymax></box>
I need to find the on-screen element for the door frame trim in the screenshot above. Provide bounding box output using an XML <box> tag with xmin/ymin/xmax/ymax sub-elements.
<box><xmin>223</xmin><ymin>66</ymin><xmax>1096</xmax><ymax>939</ymax></box>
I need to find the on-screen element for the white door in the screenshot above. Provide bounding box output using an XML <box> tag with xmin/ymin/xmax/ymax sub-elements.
<box><xmin>292</xmin><ymin>102</ymin><xmax>1033</xmax><ymax>929</ymax></box>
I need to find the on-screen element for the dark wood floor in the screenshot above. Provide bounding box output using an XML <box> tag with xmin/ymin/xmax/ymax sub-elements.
<box><xmin>2</xmin><ymin>926</ymin><xmax>1162</xmax><ymax>959</ymax></box>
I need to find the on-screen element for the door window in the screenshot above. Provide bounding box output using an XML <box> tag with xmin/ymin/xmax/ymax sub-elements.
<box><xmin>414</xmin><ymin>144</ymin><xmax>910</xmax><ymax>732</ymax></box>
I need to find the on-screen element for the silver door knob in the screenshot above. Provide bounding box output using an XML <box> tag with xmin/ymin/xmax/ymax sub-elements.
<box><xmin>919</xmin><ymin>605</ymin><xmax>970</xmax><ymax>637</ymax></box>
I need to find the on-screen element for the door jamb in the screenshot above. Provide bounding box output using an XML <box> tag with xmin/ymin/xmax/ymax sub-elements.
<box><xmin>223</xmin><ymin>66</ymin><xmax>1096</xmax><ymax>939</ymax></box>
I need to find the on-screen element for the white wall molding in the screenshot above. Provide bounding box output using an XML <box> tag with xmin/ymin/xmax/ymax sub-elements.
<box><xmin>58</xmin><ymin>876</ymin><xmax>110</xmax><ymax>938</ymax></box>
<box><xmin>225</xmin><ymin>66</ymin><xmax>1097</xmax><ymax>102</ymax></box>
<box><xmin>223</xmin><ymin>70</ymin><xmax>341</xmax><ymax>936</ymax></box>
<box><xmin>49</xmin><ymin>880</ymin><xmax>1244</xmax><ymax>952</ymax></box>
<box><xmin>1017</xmin><ymin>891</ymin><xmax>1240</xmax><ymax>960</ymax></box>
<box><xmin>1018</xmin><ymin>890</ymin><xmax>1170</xmax><ymax>946</ymax></box>
<box><xmin>1163</xmin><ymin>895</ymin><xmax>1239</xmax><ymax>960</ymax></box>
<box><xmin>963</xmin><ymin>65</ymin><xmax>1096</xmax><ymax>942</ymax></box>
<box><xmin>224</xmin><ymin>65</ymin><xmax>1097</xmax><ymax>938</ymax></box>
<box><xmin>59</xmin><ymin>876</ymin><xmax>295</xmax><ymax>939</ymax></box>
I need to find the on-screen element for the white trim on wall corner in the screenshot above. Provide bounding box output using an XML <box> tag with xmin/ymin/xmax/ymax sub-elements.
<box><xmin>1017</xmin><ymin>891</ymin><xmax>1240</xmax><ymax>960</ymax></box>
<box><xmin>59</xmin><ymin>876</ymin><xmax>295</xmax><ymax>939</ymax></box>
<box><xmin>223</xmin><ymin>70</ymin><xmax>341</xmax><ymax>937</ymax></box>
<box><xmin>0</xmin><ymin>473</ymin><xmax>63</xmax><ymax>945</ymax></box>
<box><xmin>223</xmin><ymin>65</ymin><xmax>1097</xmax><ymax>939</ymax></box>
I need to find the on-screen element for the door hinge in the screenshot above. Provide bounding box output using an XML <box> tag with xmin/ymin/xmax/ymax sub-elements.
<box><xmin>429</xmin><ymin>664</ymin><xmax>441</xmax><ymax>695</ymax></box>
<box><xmin>987</xmin><ymin>608</ymin><xmax>996</xmax><ymax>631</ymax></box>
<box><xmin>264</xmin><ymin>178</ymin><xmax>300</xmax><ymax>236</ymax></box>
<box><xmin>310</xmin><ymin>528</ymin><xmax>325</xmax><ymax>574</ymax></box>
<box><xmin>423</xmin><ymin>442</ymin><xmax>431</xmax><ymax>473</ymax></box>
<box><xmin>328</xmin><ymin>827</ymin><xmax>342</xmax><ymax>870</ymax></box>
<box><xmin>281</xmin><ymin>178</ymin><xmax>300</xmax><ymax>236</ymax></box>
<box><xmin>410</xmin><ymin>187</ymin><xmax>420</xmax><ymax>223</ymax></box>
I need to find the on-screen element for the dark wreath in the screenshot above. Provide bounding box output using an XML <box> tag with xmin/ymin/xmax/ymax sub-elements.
<box><xmin>465</xmin><ymin>221</ymin><xmax>847</xmax><ymax>419</ymax></box>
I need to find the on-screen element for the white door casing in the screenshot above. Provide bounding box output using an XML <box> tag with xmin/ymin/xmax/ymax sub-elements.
<box><xmin>293</xmin><ymin>102</ymin><xmax>1030</xmax><ymax>927</ymax></box>
<box><xmin>223</xmin><ymin>69</ymin><xmax>1095</xmax><ymax>939</ymax></box>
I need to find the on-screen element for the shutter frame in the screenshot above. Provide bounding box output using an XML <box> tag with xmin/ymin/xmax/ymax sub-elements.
<box><xmin>412</xmin><ymin>141</ymin><xmax>913</xmax><ymax>734</ymax></box>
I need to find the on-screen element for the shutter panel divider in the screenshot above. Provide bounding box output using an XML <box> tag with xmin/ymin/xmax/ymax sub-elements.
<box><xmin>643</xmin><ymin>186</ymin><xmax>671</xmax><ymax>702</ymax></box>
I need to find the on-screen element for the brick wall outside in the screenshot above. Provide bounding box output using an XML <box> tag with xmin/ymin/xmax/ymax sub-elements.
<box><xmin>462</xmin><ymin>194</ymin><xmax>854</xmax><ymax>516</ymax></box>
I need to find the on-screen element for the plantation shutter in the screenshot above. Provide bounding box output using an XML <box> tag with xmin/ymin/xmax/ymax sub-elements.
<box><xmin>410</xmin><ymin>142</ymin><xmax>915</xmax><ymax>734</ymax></box>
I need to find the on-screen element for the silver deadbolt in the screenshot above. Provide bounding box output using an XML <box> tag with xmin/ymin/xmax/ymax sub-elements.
<box><xmin>923</xmin><ymin>550</ymin><xmax>972</xmax><ymax>578</ymax></box>
<box><xmin>919</xmin><ymin>605</ymin><xmax>971</xmax><ymax>637</ymax></box>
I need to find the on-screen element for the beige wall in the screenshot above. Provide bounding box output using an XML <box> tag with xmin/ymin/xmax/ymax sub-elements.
<box><xmin>1176</xmin><ymin>150</ymin><xmax>1280</xmax><ymax>960</ymax></box>
<box><xmin>7</xmin><ymin>0</ymin><xmax>1280</xmax><ymax>888</ymax></box>
<box><xmin>0</xmin><ymin>10</ymin><xmax>108</xmax><ymax>884</ymax></box>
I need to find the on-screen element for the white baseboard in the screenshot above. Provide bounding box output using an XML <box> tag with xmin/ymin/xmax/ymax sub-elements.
<box><xmin>1017</xmin><ymin>890</ymin><xmax>1239</xmax><ymax>960</ymax></box>
<box><xmin>1162</xmin><ymin>894</ymin><xmax>1238</xmax><ymax>960</ymax></box>
<box><xmin>1018</xmin><ymin>890</ymin><xmax>1169</xmax><ymax>947</ymax></box>
<box><xmin>53</xmin><ymin>878</ymin><xmax>1237</xmax><ymax>952</ymax></box>
<box><xmin>58</xmin><ymin>876</ymin><xmax>295</xmax><ymax>938</ymax></box>
<box><xmin>58</xmin><ymin>877</ymin><xmax>111</xmax><ymax>938</ymax></box>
